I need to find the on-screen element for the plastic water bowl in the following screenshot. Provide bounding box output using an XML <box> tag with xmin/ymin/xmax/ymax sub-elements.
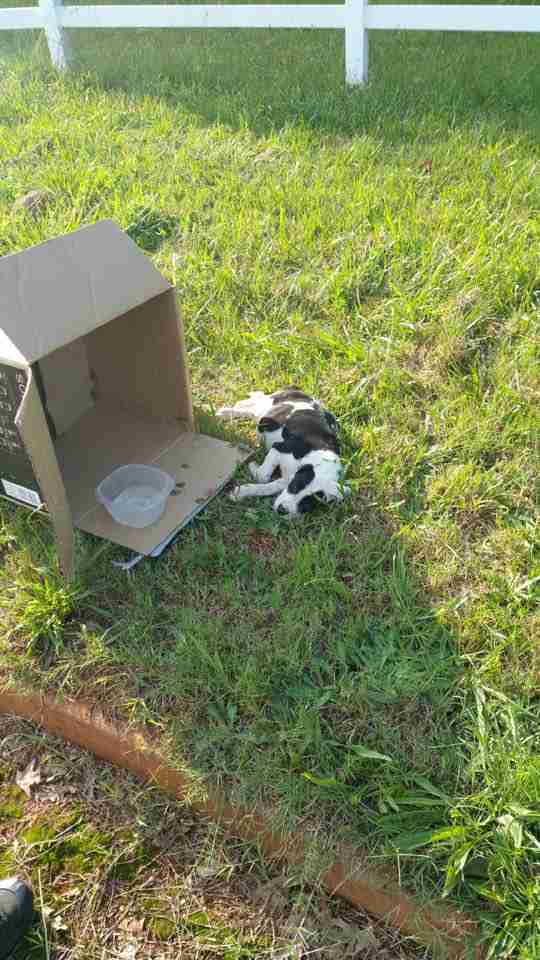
<box><xmin>96</xmin><ymin>464</ymin><xmax>175</xmax><ymax>529</ymax></box>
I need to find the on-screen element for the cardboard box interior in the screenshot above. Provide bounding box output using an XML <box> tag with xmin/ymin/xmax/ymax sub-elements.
<box><xmin>32</xmin><ymin>290</ymin><xmax>243</xmax><ymax>555</ymax></box>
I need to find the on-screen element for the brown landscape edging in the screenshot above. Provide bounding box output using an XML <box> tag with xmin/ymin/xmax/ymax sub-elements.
<box><xmin>0</xmin><ymin>688</ymin><xmax>481</xmax><ymax>959</ymax></box>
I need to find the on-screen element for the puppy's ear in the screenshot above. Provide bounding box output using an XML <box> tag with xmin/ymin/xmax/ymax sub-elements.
<box><xmin>323</xmin><ymin>410</ymin><xmax>339</xmax><ymax>434</ymax></box>
<box><xmin>258</xmin><ymin>416</ymin><xmax>279</xmax><ymax>433</ymax></box>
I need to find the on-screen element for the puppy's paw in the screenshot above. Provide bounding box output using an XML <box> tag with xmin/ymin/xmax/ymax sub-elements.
<box><xmin>248</xmin><ymin>462</ymin><xmax>261</xmax><ymax>480</ymax></box>
<box><xmin>229</xmin><ymin>485</ymin><xmax>242</xmax><ymax>502</ymax></box>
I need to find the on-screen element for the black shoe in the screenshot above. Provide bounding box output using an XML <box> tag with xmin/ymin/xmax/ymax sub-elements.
<box><xmin>0</xmin><ymin>878</ymin><xmax>34</xmax><ymax>959</ymax></box>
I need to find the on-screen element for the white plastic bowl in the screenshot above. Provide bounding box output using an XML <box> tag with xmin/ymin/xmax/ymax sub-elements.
<box><xmin>96</xmin><ymin>464</ymin><xmax>175</xmax><ymax>529</ymax></box>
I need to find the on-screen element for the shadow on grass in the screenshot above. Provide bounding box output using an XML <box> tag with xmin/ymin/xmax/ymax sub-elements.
<box><xmin>3</xmin><ymin>26</ymin><xmax>540</xmax><ymax>144</ymax></box>
<box><xmin>0</xmin><ymin>480</ymin><xmax>465</xmax><ymax>902</ymax></box>
<box><xmin>67</xmin><ymin>29</ymin><xmax>540</xmax><ymax>143</ymax></box>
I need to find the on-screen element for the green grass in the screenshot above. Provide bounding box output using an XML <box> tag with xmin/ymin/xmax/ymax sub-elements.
<box><xmin>1</xmin><ymin>10</ymin><xmax>540</xmax><ymax>957</ymax></box>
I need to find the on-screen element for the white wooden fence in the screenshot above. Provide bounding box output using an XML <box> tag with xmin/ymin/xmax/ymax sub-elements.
<box><xmin>1</xmin><ymin>0</ymin><xmax>540</xmax><ymax>85</ymax></box>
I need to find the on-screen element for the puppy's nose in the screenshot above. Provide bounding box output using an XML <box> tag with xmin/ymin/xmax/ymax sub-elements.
<box><xmin>276</xmin><ymin>504</ymin><xmax>289</xmax><ymax>515</ymax></box>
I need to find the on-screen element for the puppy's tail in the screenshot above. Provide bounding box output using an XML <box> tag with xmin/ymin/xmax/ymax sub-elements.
<box><xmin>216</xmin><ymin>392</ymin><xmax>273</xmax><ymax>422</ymax></box>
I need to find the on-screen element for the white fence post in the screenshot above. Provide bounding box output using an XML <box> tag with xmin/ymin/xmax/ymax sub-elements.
<box><xmin>39</xmin><ymin>0</ymin><xmax>71</xmax><ymax>70</ymax></box>
<box><xmin>345</xmin><ymin>0</ymin><xmax>368</xmax><ymax>85</ymax></box>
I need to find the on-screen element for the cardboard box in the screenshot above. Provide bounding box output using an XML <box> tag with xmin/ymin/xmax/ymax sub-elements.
<box><xmin>0</xmin><ymin>220</ymin><xmax>248</xmax><ymax>577</ymax></box>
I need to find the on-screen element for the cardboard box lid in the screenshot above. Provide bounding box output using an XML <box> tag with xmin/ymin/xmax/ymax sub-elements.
<box><xmin>0</xmin><ymin>220</ymin><xmax>171</xmax><ymax>368</ymax></box>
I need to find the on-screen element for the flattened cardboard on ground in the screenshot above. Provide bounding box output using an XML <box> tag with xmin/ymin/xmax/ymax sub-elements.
<box><xmin>0</xmin><ymin>220</ymin><xmax>248</xmax><ymax>577</ymax></box>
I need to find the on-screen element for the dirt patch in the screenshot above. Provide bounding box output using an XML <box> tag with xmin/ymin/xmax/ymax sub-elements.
<box><xmin>1</xmin><ymin>714</ymin><xmax>431</xmax><ymax>959</ymax></box>
<box><xmin>247</xmin><ymin>531</ymin><xmax>277</xmax><ymax>557</ymax></box>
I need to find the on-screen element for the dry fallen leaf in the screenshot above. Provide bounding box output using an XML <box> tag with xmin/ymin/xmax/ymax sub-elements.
<box><xmin>83</xmin><ymin>771</ymin><xmax>96</xmax><ymax>801</ymax></box>
<box><xmin>40</xmin><ymin>786</ymin><xmax>61</xmax><ymax>803</ymax></box>
<box><xmin>254</xmin><ymin>148</ymin><xmax>277</xmax><ymax>164</ymax></box>
<box><xmin>332</xmin><ymin>919</ymin><xmax>379</xmax><ymax>955</ymax></box>
<box><xmin>51</xmin><ymin>914</ymin><xmax>68</xmax><ymax>933</ymax></box>
<box><xmin>15</xmin><ymin>757</ymin><xmax>41</xmax><ymax>797</ymax></box>
<box><xmin>118</xmin><ymin>944</ymin><xmax>138</xmax><ymax>960</ymax></box>
<box><xmin>252</xmin><ymin>880</ymin><xmax>288</xmax><ymax>914</ymax></box>
<box><xmin>248</xmin><ymin>531</ymin><xmax>275</xmax><ymax>557</ymax></box>
<box><xmin>44</xmin><ymin>762</ymin><xmax>67</xmax><ymax>781</ymax></box>
<box><xmin>196</xmin><ymin>864</ymin><xmax>219</xmax><ymax>880</ymax></box>
<box><xmin>121</xmin><ymin>918</ymin><xmax>145</xmax><ymax>937</ymax></box>
<box><xmin>62</xmin><ymin>887</ymin><xmax>82</xmax><ymax>899</ymax></box>
<box><xmin>13</xmin><ymin>188</ymin><xmax>55</xmax><ymax>218</ymax></box>
<box><xmin>40</xmin><ymin>782</ymin><xmax>78</xmax><ymax>804</ymax></box>
<box><xmin>154</xmin><ymin>830</ymin><xmax>177</xmax><ymax>851</ymax></box>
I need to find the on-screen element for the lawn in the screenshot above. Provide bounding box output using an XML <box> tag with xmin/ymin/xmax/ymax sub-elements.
<box><xmin>0</xmin><ymin>8</ymin><xmax>539</xmax><ymax>957</ymax></box>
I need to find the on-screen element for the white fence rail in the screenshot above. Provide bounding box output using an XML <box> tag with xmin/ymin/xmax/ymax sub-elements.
<box><xmin>2</xmin><ymin>0</ymin><xmax>540</xmax><ymax>84</ymax></box>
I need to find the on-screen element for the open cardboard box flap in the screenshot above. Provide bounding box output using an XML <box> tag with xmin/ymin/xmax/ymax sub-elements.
<box><xmin>0</xmin><ymin>221</ymin><xmax>250</xmax><ymax>576</ymax></box>
<box><xmin>55</xmin><ymin>408</ymin><xmax>246</xmax><ymax>556</ymax></box>
<box><xmin>16</xmin><ymin>369</ymin><xmax>76</xmax><ymax>575</ymax></box>
<box><xmin>0</xmin><ymin>220</ymin><xmax>171</xmax><ymax>367</ymax></box>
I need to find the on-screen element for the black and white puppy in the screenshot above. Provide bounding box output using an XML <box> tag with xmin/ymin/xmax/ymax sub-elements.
<box><xmin>216</xmin><ymin>387</ymin><xmax>349</xmax><ymax>516</ymax></box>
